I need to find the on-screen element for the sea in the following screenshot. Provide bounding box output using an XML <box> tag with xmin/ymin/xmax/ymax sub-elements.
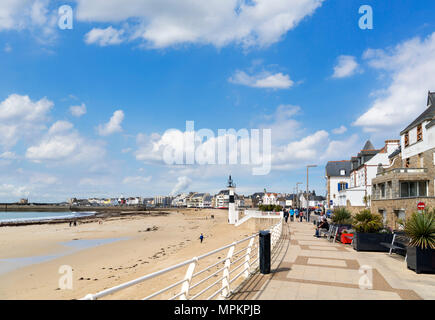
<box><xmin>0</xmin><ymin>211</ymin><xmax>96</xmax><ymax>223</ymax></box>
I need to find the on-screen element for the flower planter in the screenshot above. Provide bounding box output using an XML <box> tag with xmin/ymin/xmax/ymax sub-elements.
<box><xmin>352</xmin><ymin>232</ymin><xmax>394</xmax><ymax>252</ymax></box>
<box><xmin>406</xmin><ymin>246</ymin><xmax>435</xmax><ymax>274</ymax></box>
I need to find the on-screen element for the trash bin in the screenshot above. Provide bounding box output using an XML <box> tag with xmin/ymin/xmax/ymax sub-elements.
<box><xmin>259</xmin><ymin>230</ymin><xmax>271</xmax><ymax>274</ymax></box>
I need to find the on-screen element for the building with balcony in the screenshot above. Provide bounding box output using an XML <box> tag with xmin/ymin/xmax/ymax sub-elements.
<box><xmin>337</xmin><ymin>139</ymin><xmax>400</xmax><ymax>211</ymax></box>
<box><xmin>371</xmin><ymin>91</ymin><xmax>435</xmax><ymax>229</ymax></box>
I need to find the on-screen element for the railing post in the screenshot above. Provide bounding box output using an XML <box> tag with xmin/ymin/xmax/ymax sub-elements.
<box><xmin>221</xmin><ymin>243</ymin><xmax>235</xmax><ymax>298</ymax></box>
<box><xmin>244</xmin><ymin>238</ymin><xmax>255</xmax><ymax>278</ymax></box>
<box><xmin>179</xmin><ymin>257</ymin><xmax>198</xmax><ymax>300</ymax></box>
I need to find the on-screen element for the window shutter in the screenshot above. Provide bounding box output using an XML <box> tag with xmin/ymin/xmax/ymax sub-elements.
<box><xmin>345</xmin><ymin>183</ymin><xmax>348</xmax><ymax>189</ymax></box>
<box><xmin>338</xmin><ymin>183</ymin><xmax>341</xmax><ymax>191</ymax></box>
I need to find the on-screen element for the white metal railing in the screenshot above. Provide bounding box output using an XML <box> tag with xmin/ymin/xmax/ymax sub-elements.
<box><xmin>81</xmin><ymin>219</ymin><xmax>283</xmax><ymax>300</ymax></box>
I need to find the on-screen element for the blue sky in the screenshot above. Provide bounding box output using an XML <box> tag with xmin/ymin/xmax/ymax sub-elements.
<box><xmin>0</xmin><ymin>0</ymin><xmax>434</xmax><ymax>202</ymax></box>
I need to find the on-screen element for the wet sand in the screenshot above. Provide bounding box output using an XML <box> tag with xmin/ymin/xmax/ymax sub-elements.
<box><xmin>0</xmin><ymin>208</ymin><xmax>255</xmax><ymax>300</ymax></box>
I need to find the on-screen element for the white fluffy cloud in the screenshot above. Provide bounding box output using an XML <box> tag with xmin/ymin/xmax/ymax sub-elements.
<box><xmin>85</xmin><ymin>26</ymin><xmax>125</xmax><ymax>46</ymax></box>
<box><xmin>0</xmin><ymin>94</ymin><xmax>53</xmax><ymax>148</ymax></box>
<box><xmin>272</xmin><ymin>130</ymin><xmax>329</xmax><ymax>170</ymax></box>
<box><xmin>69</xmin><ymin>103</ymin><xmax>87</xmax><ymax>117</ymax></box>
<box><xmin>332</xmin><ymin>125</ymin><xmax>347</xmax><ymax>134</ymax></box>
<box><xmin>229</xmin><ymin>70</ymin><xmax>294</xmax><ymax>89</ymax></box>
<box><xmin>0</xmin><ymin>184</ymin><xmax>30</xmax><ymax>198</ymax></box>
<box><xmin>97</xmin><ymin>110</ymin><xmax>124</xmax><ymax>136</ymax></box>
<box><xmin>332</xmin><ymin>55</ymin><xmax>360</xmax><ymax>79</ymax></box>
<box><xmin>0</xmin><ymin>0</ymin><xmax>57</xmax><ymax>42</ymax></box>
<box><xmin>76</xmin><ymin>0</ymin><xmax>324</xmax><ymax>49</ymax></box>
<box><xmin>354</xmin><ymin>32</ymin><xmax>435</xmax><ymax>132</ymax></box>
<box><xmin>26</xmin><ymin>120</ymin><xmax>106</xmax><ymax>163</ymax></box>
<box><xmin>0</xmin><ymin>151</ymin><xmax>17</xmax><ymax>159</ymax></box>
<box><xmin>123</xmin><ymin>176</ymin><xmax>152</xmax><ymax>185</ymax></box>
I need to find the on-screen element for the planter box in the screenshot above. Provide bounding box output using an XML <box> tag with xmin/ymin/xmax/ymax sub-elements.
<box><xmin>406</xmin><ymin>246</ymin><xmax>435</xmax><ymax>274</ymax></box>
<box><xmin>352</xmin><ymin>232</ymin><xmax>394</xmax><ymax>252</ymax></box>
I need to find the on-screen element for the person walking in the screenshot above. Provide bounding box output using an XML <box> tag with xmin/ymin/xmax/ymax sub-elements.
<box><xmin>299</xmin><ymin>210</ymin><xmax>303</xmax><ymax>222</ymax></box>
<box><xmin>283</xmin><ymin>209</ymin><xmax>289</xmax><ymax>223</ymax></box>
<box><xmin>289</xmin><ymin>208</ymin><xmax>294</xmax><ymax>222</ymax></box>
<box><xmin>199</xmin><ymin>233</ymin><xmax>204</xmax><ymax>243</ymax></box>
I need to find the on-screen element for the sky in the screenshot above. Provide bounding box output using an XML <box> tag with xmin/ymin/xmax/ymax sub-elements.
<box><xmin>0</xmin><ymin>0</ymin><xmax>435</xmax><ymax>202</ymax></box>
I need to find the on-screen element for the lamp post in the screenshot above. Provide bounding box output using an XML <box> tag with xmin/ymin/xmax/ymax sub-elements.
<box><xmin>296</xmin><ymin>182</ymin><xmax>302</xmax><ymax>209</ymax></box>
<box><xmin>306</xmin><ymin>165</ymin><xmax>317</xmax><ymax>222</ymax></box>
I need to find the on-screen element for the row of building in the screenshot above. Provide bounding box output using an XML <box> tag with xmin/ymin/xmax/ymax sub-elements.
<box><xmin>326</xmin><ymin>91</ymin><xmax>435</xmax><ymax>229</ymax></box>
<box><xmin>68</xmin><ymin>190</ymin><xmax>326</xmax><ymax>210</ymax></box>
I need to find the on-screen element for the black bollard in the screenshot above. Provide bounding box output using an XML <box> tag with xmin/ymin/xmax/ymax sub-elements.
<box><xmin>259</xmin><ymin>230</ymin><xmax>271</xmax><ymax>274</ymax></box>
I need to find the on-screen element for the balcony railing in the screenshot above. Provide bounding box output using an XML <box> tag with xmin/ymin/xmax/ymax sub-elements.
<box><xmin>377</xmin><ymin>168</ymin><xmax>428</xmax><ymax>176</ymax></box>
<box><xmin>81</xmin><ymin>219</ymin><xmax>283</xmax><ymax>300</ymax></box>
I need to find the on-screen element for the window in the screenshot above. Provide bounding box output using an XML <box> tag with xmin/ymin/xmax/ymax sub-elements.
<box><xmin>340</xmin><ymin>169</ymin><xmax>345</xmax><ymax>175</ymax></box>
<box><xmin>419</xmin><ymin>181</ymin><xmax>427</xmax><ymax>196</ymax></box>
<box><xmin>404</xmin><ymin>132</ymin><xmax>409</xmax><ymax>147</ymax></box>
<box><xmin>405</xmin><ymin>158</ymin><xmax>410</xmax><ymax>168</ymax></box>
<box><xmin>338</xmin><ymin>182</ymin><xmax>347</xmax><ymax>191</ymax></box>
<box><xmin>380</xmin><ymin>184</ymin><xmax>386</xmax><ymax>198</ymax></box>
<box><xmin>417</xmin><ymin>124</ymin><xmax>422</xmax><ymax>141</ymax></box>
<box><xmin>400</xmin><ymin>181</ymin><xmax>428</xmax><ymax>198</ymax></box>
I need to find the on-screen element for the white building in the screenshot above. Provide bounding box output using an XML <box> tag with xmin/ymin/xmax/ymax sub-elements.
<box><xmin>262</xmin><ymin>193</ymin><xmax>280</xmax><ymax>205</ymax></box>
<box><xmin>171</xmin><ymin>193</ymin><xmax>189</xmax><ymax>207</ymax></box>
<box><xmin>325</xmin><ymin>161</ymin><xmax>351</xmax><ymax>209</ymax></box>
<box><xmin>214</xmin><ymin>190</ymin><xmax>229</xmax><ymax>208</ymax></box>
<box><xmin>339</xmin><ymin>140</ymin><xmax>400</xmax><ymax>207</ymax></box>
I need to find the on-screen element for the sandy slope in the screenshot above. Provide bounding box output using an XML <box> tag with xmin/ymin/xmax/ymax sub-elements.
<box><xmin>0</xmin><ymin>208</ymin><xmax>256</xmax><ymax>300</ymax></box>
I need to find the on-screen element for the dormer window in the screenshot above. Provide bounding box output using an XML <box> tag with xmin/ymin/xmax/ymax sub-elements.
<box><xmin>404</xmin><ymin>132</ymin><xmax>409</xmax><ymax>147</ymax></box>
<box><xmin>340</xmin><ymin>170</ymin><xmax>345</xmax><ymax>175</ymax></box>
<box><xmin>417</xmin><ymin>124</ymin><xmax>422</xmax><ymax>142</ymax></box>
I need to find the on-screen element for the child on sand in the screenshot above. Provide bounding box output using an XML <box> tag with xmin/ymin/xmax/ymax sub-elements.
<box><xmin>199</xmin><ymin>233</ymin><xmax>204</xmax><ymax>243</ymax></box>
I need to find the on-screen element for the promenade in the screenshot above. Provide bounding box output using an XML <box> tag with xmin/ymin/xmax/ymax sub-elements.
<box><xmin>231</xmin><ymin>219</ymin><xmax>435</xmax><ymax>300</ymax></box>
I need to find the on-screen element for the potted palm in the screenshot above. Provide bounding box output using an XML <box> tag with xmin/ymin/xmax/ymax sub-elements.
<box><xmin>331</xmin><ymin>208</ymin><xmax>352</xmax><ymax>228</ymax></box>
<box><xmin>405</xmin><ymin>210</ymin><xmax>435</xmax><ymax>274</ymax></box>
<box><xmin>352</xmin><ymin>210</ymin><xmax>393</xmax><ymax>252</ymax></box>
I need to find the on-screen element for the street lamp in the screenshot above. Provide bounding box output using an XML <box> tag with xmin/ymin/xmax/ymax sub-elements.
<box><xmin>306</xmin><ymin>164</ymin><xmax>317</xmax><ymax>221</ymax></box>
<box><xmin>296</xmin><ymin>182</ymin><xmax>302</xmax><ymax>208</ymax></box>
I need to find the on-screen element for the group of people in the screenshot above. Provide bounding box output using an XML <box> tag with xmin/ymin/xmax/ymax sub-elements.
<box><xmin>283</xmin><ymin>208</ymin><xmax>305</xmax><ymax>223</ymax></box>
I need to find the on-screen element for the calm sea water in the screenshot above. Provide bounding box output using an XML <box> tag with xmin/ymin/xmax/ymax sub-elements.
<box><xmin>0</xmin><ymin>211</ymin><xmax>96</xmax><ymax>223</ymax></box>
<box><xmin>0</xmin><ymin>237</ymin><xmax>128</xmax><ymax>275</ymax></box>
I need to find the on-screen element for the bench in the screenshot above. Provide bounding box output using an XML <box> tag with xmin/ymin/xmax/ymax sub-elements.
<box><xmin>318</xmin><ymin>225</ymin><xmax>338</xmax><ymax>241</ymax></box>
<box><xmin>380</xmin><ymin>231</ymin><xmax>409</xmax><ymax>258</ymax></box>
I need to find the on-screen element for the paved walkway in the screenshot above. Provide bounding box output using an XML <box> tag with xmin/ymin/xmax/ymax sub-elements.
<box><xmin>231</xmin><ymin>219</ymin><xmax>435</xmax><ymax>300</ymax></box>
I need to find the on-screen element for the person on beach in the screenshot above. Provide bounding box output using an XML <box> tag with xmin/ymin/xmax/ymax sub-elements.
<box><xmin>69</xmin><ymin>221</ymin><xmax>72</xmax><ymax>227</ymax></box>
<box><xmin>73</xmin><ymin>220</ymin><xmax>77</xmax><ymax>227</ymax></box>
<box><xmin>199</xmin><ymin>233</ymin><xmax>204</xmax><ymax>243</ymax></box>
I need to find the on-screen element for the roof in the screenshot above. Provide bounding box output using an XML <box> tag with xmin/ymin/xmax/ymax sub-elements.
<box><xmin>400</xmin><ymin>91</ymin><xmax>435</xmax><ymax>135</ymax></box>
<box><xmin>388</xmin><ymin>146</ymin><xmax>401</xmax><ymax>159</ymax></box>
<box><xmin>362</xmin><ymin>140</ymin><xmax>375</xmax><ymax>150</ymax></box>
<box><xmin>325</xmin><ymin>161</ymin><xmax>351</xmax><ymax>177</ymax></box>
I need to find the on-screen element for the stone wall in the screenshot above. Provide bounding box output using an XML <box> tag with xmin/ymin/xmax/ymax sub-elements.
<box><xmin>371</xmin><ymin>198</ymin><xmax>435</xmax><ymax>229</ymax></box>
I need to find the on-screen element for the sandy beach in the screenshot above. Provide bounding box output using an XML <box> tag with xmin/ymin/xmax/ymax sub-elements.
<box><xmin>0</xmin><ymin>208</ymin><xmax>257</xmax><ymax>300</ymax></box>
